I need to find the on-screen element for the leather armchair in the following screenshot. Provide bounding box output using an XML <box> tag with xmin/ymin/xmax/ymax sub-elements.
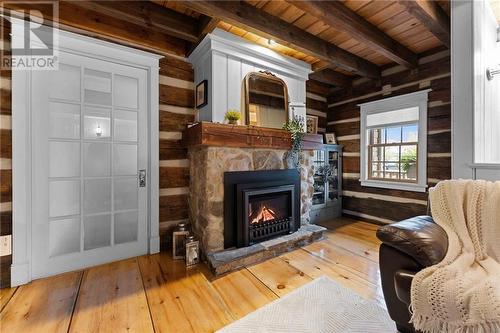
<box><xmin>376</xmin><ymin>216</ymin><xmax>448</xmax><ymax>333</ymax></box>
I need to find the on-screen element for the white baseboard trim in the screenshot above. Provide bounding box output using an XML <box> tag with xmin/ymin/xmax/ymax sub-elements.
<box><xmin>11</xmin><ymin>261</ymin><xmax>30</xmax><ymax>287</ymax></box>
<box><xmin>149</xmin><ymin>236</ymin><xmax>160</xmax><ymax>254</ymax></box>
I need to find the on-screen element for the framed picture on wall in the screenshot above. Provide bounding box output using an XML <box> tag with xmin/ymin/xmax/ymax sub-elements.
<box><xmin>196</xmin><ymin>80</ymin><xmax>208</xmax><ymax>108</ymax></box>
<box><xmin>306</xmin><ymin>115</ymin><xmax>318</xmax><ymax>134</ymax></box>
<box><xmin>324</xmin><ymin>133</ymin><xmax>337</xmax><ymax>144</ymax></box>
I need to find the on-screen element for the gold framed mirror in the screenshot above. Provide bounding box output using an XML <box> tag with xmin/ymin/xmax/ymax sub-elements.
<box><xmin>244</xmin><ymin>71</ymin><xmax>289</xmax><ymax>129</ymax></box>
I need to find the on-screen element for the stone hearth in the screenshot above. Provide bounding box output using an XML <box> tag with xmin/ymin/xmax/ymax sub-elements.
<box><xmin>207</xmin><ymin>224</ymin><xmax>325</xmax><ymax>276</ymax></box>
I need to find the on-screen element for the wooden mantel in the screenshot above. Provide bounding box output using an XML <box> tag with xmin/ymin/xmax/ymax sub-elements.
<box><xmin>183</xmin><ymin>122</ymin><xmax>324</xmax><ymax>150</ymax></box>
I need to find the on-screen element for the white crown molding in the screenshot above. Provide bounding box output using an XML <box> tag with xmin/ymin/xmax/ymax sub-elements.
<box><xmin>189</xmin><ymin>28</ymin><xmax>311</xmax><ymax>80</ymax></box>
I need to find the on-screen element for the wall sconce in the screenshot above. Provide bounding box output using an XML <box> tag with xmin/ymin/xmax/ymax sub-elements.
<box><xmin>95</xmin><ymin>124</ymin><xmax>103</xmax><ymax>137</ymax></box>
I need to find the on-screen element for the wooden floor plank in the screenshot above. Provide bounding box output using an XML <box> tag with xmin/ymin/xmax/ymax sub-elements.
<box><xmin>303</xmin><ymin>237</ymin><xmax>381</xmax><ymax>282</ymax></box>
<box><xmin>138</xmin><ymin>253</ymin><xmax>234</xmax><ymax>333</ymax></box>
<box><xmin>323</xmin><ymin>231</ymin><xmax>379</xmax><ymax>263</ymax></box>
<box><xmin>0</xmin><ymin>287</ymin><xmax>17</xmax><ymax>312</ymax></box>
<box><xmin>69</xmin><ymin>258</ymin><xmax>154</xmax><ymax>333</ymax></box>
<box><xmin>281</xmin><ymin>249</ymin><xmax>386</xmax><ymax>308</ymax></box>
<box><xmin>0</xmin><ymin>271</ymin><xmax>81</xmax><ymax>333</ymax></box>
<box><xmin>246</xmin><ymin>256</ymin><xmax>312</xmax><ymax>296</ymax></box>
<box><xmin>210</xmin><ymin>268</ymin><xmax>278</xmax><ymax>319</ymax></box>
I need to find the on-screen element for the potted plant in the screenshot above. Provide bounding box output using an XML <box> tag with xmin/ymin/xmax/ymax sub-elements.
<box><xmin>283</xmin><ymin>116</ymin><xmax>305</xmax><ymax>169</ymax></box>
<box><xmin>224</xmin><ymin>110</ymin><xmax>241</xmax><ymax>125</ymax></box>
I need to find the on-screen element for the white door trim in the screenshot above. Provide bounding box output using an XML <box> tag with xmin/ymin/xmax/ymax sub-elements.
<box><xmin>11</xmin><ymin>24</ymin><xmax>162</xmax><ymax>286</ymax></box>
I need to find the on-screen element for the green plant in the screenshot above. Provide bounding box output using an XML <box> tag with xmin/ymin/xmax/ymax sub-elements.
<box><xmin>224</xmin><ymin>110</ymin><xmax>241</xmax><ymax>123</ymax></box>
<box><xmin>401</xmin><ymin>148</ymin><xmax>417</xmax><ymax>172</ymax></box>
<box><xmin>283</xmin><ymin>116</ymin><xmax>305</xmax><ymax>169</ymax></box>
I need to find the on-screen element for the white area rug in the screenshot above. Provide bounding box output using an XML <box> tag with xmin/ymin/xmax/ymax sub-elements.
<box><xmin>217</xmin><ymin>276</ymin><xmax>396</xmax><ymax>333</ymax></box>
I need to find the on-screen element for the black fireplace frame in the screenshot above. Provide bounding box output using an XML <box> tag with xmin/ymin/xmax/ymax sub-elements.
<box><xmin>224</xmin><ymin>169</ymin><xmax>301</xmax><ymax>248</ymax></box>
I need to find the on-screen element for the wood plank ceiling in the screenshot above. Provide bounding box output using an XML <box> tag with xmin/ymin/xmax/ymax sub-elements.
<box><xmin>155</xmin><ymin>0</ymin><xmax>450</xmax><ymax>88</ymax></box>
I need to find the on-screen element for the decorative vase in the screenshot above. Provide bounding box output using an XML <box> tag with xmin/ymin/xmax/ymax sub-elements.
<box><xmin>228</xmin><ymin>119</ymin><xmax>238</xmax><ymax>125</ymax></box>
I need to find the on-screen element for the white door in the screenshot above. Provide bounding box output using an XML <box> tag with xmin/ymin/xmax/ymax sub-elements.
<box><xmin>30</xmin><ymin>51</ymin><xmax>148</xmax><ymax>278</ymax></box>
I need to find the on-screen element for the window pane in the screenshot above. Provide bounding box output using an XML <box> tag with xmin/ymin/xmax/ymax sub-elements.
<box><xmin>401</xmin><ymin>145</ymin><xmax>418</xmax><ymax>181</ymax></box>
<box><xmin>49</xmin><ymin>218</ymin><xmax>80</xmax><ymax>256</ymax></box>
<box><xmin>371</xmin><ymin>162</ymin><xmax>383</xmax><ymax>178</ymax></box>
<box><xmin>401</xmin><ymin>145</ymin><xmax>417</xmax><ymax>162</ymax></box>
<box><xmin>84</xmin><ymin>69</ymin><xmax>112</xmax><ymax>106</ymax></box>
<box><xmin>84</xmin><ymin>214</ymin><xmax>111</xmax><ymax>250</ymax></box>
<box><xmin>386</xmin><ymin>126</ymin><xmax>402</xmax><ymax>143</ymax></box>
<box><xmin>49</xmin><ymin>102</ymin><xmax>80</xmax><ymax>139</ymax></box>
<box><xmin>114</xmin><ymin>75</ymin><xmax>138</xmax><ymax>109</ymax></box>
<box><xmin>384</xmin><ymin>163</ymin><xmax>400</xmax><ymax>179</ymax></box>
<box><xmin>371</xmin><ymin>146</ymin><xmax>383</xmax><ymax>162</ymax></box>
<box><xmin>49</xmin><ymin>141</ymin><xmax>80</xmax><ymax>178</ymax></box>
<box><xmin>402</xmin><ymin>124</ymin><xmax>418</xmax><ymax>142</ymax></box>
<box><xmin>84</xmin><ymin>106</ymin><xmax>111</xmax><ymax>139</ymax></box>
<box><xmin>370</xmin><ymin>128</ymin><xmax>385</xmax><ymax>144</ymax></box>
<box><xmin>384</xmin><ymin>146</ymin><xmax>400</xmax><ymax>161</ymax></box>
<box><xmin>49</xmin><ymin>63</ymin><xmax>81</xmax><ymax>102</ymax></box>
<box><xmin>401</xmin><ymin>162</ymin><xmax>417</xmax><ymax>181</ymax></box>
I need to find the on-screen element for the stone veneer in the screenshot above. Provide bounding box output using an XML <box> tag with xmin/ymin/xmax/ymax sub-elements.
<box><xmin>188</xmin><ymin>147</ymin><xmax>315</xmax><ymax>255</ymax></box>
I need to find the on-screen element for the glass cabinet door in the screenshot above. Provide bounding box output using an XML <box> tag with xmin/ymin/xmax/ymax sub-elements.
<box><xmin>312</xmin><ymin>149</ymin><xmax>326</xmax><ymax>206</ymax></box>
<box><xmin>327</xmin><ymin>150</ymin><xmax>340</xmax><ymax>202</ymax></box>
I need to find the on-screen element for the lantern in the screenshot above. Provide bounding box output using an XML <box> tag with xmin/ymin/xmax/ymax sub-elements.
<box><xmin>172</xmin><ymin>223</ymin><xmax>189</xmax><ymax>260</ymax></box>
<box><xmin>185</xmin><ymin>235</ymin><xmax>200</xmax><ymax>267</ymax></box>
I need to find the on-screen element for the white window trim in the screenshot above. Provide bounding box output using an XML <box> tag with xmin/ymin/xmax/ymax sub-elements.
<box><xmin>358</xmin><ymin>89</ymin><xmax>431</xmax><ymax>193</ymax></box>
<box><xmin>11</xmin><ymin>23</ymin><xmax>162</xmax><ymax>286</ymax></box>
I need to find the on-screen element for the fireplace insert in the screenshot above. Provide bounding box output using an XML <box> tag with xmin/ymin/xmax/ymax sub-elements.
<box><xmin>224</xmin><ymin>170</ymin><xmax>301</xmax><ymax>248</ymax></box>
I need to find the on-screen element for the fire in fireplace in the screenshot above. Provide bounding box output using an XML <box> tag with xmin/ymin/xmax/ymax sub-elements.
<box><xmin>245</xmin><ymin>187</ymin><xmax>293</xmax><ymax>244</ymax></box>
<box><xmin>224</xmin><ymin>170</ymin><xmax>301</xmax><ymax>248</ymax></box>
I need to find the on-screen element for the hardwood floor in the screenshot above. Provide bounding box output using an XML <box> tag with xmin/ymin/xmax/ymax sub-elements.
<box><xmin>0</xmin><ymin>218</ymin><xmax>385</xmax><ymax>333</ymax></box>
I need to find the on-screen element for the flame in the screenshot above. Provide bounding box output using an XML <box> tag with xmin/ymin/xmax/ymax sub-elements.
<box><xmin>250</xmin><ymin>205</ymin><xmax>278</xmax><ymax>224</ymax></box>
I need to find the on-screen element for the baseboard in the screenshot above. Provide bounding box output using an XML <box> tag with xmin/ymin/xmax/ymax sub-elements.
<box><xmin>10</xmin><ymin>261</ymin><xmax>30</xmax><ymax>287</ymax></box>
<box><xmin>149</xmin><ymin>235</ymin><xmax>160</xmax><ymax>254</ymax></box>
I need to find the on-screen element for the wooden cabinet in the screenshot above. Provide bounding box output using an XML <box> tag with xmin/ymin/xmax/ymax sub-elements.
<box><xmin>310</xmin><ymin>145</ymin><xmax>342</xmax><ymax>224</ymax></box>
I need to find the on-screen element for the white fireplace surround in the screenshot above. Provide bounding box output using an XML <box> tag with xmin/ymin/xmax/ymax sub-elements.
<box><xmin>188</xmin><ymin>28</ymin><xmax>312</xmax><ymax>127</ymax></box>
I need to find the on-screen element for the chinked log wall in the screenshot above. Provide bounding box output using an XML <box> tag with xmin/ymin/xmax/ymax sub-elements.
<box><xmin>0</xmin><ymin>20</ymin><xmax>12</xmax><ymax>288</ymax></box>
<box><xmin>327</xmin><ymin>47</ymin><xmax>451</xmax><ymax>224</ymax></box>
<box><xmin>0</xmin><ymin>7</ymin><xmax>329</xmax><ymax>287</ymax></box>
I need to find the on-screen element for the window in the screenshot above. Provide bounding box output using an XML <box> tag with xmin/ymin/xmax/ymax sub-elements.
<box><xmin>359</xmin><ymin>90</ymin><xmax>430</xmax><ymax>192</ymax></box>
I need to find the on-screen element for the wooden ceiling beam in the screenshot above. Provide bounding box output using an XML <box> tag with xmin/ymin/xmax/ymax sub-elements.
<box><xmin>5</xmin><ymin>1</ymin><xmax>188</xmax><ymax>56</ymax></box>
<box><xmin>72</xmin><ymin>1</ymin><xmax>200</xmax><ymax>43</ymax></box>
<box><xmin>309</xmin><ymin>69</ymin><xmax>351</xmax><ymax>87</ymax></box>
<box><xmin>198</xmin><ymin>15</ymin><xmax>220</xmax><ymax>37</ymax></box>
<box><xmin>179</xmin><ymin>1</ymin><xmax>380</xmax><ymax>79</ymax></box>
<box><xmin>288</xmin><ymin>0</ymin><xmax>418</xmax><ymax>68</ymax></box>
<box><xmin>398</xmin><ymin>0</ymin><xmax>450</xmax><ymax>48</ymax></box>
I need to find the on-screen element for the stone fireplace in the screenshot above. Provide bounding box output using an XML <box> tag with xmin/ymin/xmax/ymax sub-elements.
<box><xmin>184</xmin><ymin>122</ymin><xmax>326</xmax><ymax>275</ymax></box>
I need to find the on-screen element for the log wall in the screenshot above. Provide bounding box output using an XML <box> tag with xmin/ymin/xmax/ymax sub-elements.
<box><xmin>305</xmin><ymin>80</ymin><xmax>329</xmax><ymax>134</ymax></box>
<box><xmin>0</xmin><ymin>19</ymin><xmax>12</xmax><ymax>288</ymax></box>
<box><xmin>327</xmin><ymin>48</ymin><xmax>451</xmax><ymax>224</ymax></box>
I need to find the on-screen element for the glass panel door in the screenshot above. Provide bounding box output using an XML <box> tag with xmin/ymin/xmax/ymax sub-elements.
<box><xmin>327</xmin><ymin>150</ymin><xmax>340</xmax><ymax>202</ymax></box>
<box><xmin>31</xmin><ymin>51</ymin><xmax>148</xmax><ymax>278</ymax></box>
<box><xmin>312</xmin><ymin>149</ymin><xmax>326</xmax><ymax>206</ymax></box>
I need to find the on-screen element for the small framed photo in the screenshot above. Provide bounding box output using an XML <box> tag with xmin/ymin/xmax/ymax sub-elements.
<box><xmin>196</xmin><ymin>80</ymin><xmax>208</xmax><ymax>108</ymax></box>
<box><xmin>324</xmin><ymin>133</ymin><xmax>337</xmax><ymax>144</ymax></box>
<box><xmin>306</xmin><ymin>115</ymin><xmax>318</xmax><ymax>134</ymax></box>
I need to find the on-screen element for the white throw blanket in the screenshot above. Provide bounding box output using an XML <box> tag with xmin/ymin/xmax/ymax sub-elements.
<box><xmin>411</xmin><ymin>180</ymin><xmax>500</xmax><ymax>333</ymax></box>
